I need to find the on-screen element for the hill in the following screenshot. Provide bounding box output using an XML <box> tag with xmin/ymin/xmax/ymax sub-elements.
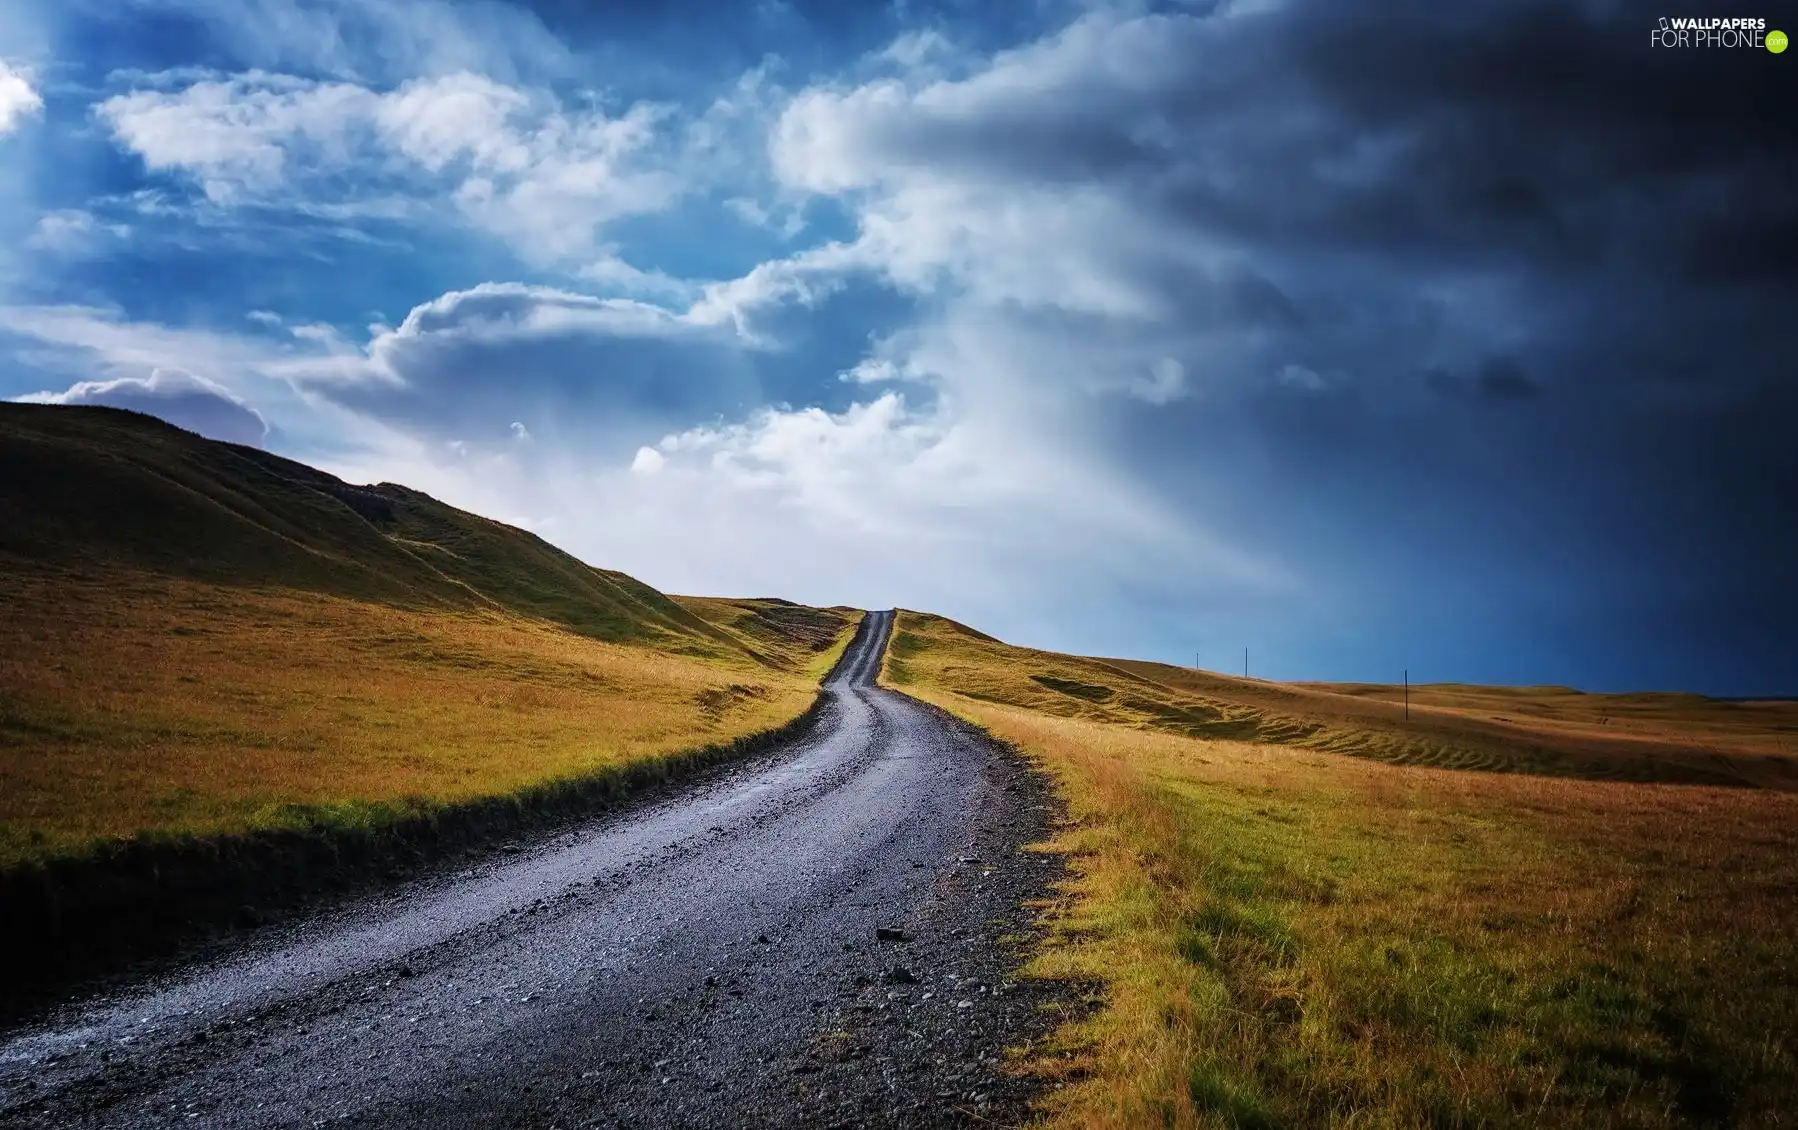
<box><xmin>0</xmin><ymin>403</ymin><xmax>860</xmax><ymax>869</ymax></box>
<box><xmin>0</xmin><ymin>403</ymin><xmax>767</xmax><ymax>657</ymax></box>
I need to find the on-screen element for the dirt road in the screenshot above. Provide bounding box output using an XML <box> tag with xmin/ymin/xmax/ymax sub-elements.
<box><xmin>0</xmin><ymin>611</ymin><xmax>1070</xmax><ymax>1128</ymax></box>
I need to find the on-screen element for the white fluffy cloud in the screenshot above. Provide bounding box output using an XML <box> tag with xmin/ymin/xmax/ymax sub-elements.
<box><xmin>273</xmin><ymin>283</ymin><xmax>756</xmax><ymax>437</ymax></box>
<box><xmin>769</xmin><ymin>13</ymin><xmax>1219</xmax><ymax>320</ymax></box>
<box><xmin>378</xmin><ymin>283</ymin><xmax>701</xmax><ymax>347</ymax></box>
<box><xmin>0</xmin><ymin>61</ymin><xmax>42</xmax><ymax>135</ymax></box>
<box><xmin>16</xmin><ymin>366</ymin><xmax>268</xmax><ymax>447</ymax></box>
<box><xmin>637</xmin><ymin>390</ymin><xmax>1222</xmax><ymax>557</ymax></box>
<box><xmin>309</xmin><ymin>385</ymin><xmax>1283</xmax><ymax>645</ymax></box>
<box><xmin>99</xmin><ymin>71</ymin><xmax>679</xmax><ymax>269</ymax></box>
<box><xmin>730</xmin><ymin>12</ymin><xmax>1292</xmax><ymax>422</ymax></box>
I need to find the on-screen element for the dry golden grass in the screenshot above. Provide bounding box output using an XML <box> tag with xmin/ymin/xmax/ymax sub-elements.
<box><xmin>0</xmin><ymin>567</ymin><xmax>857</xmax><ymax>867</ymax></box>
<box><xmin>884</xmin><ymin>612</ymin><xmax>1798</xmax><ymax>788</ymax></box>
<box><xmin>885</xmin><ymin>612</ymin><xmax>1798</xmax><ymax>1128</ymax></box>
<box><xmin>671</xmin><ymin>595</ymin><xmax>863</xmax><ymax>680</ymax></box>
<box><xmin>1125</xmin><ymin>664</ymin><xmax>1798</xmax><ymax>787</ymax></box>
<box><xmin>1301</xmin><ymin>676</ymin><xmax>1797</xmax><ymax>753</ymax></box>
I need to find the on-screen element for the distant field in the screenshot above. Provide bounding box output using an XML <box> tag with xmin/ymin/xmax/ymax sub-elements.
<box><xmin>884</xmin><ymin>612</ymin><xmax>1798</xmax><ymax>787</ymax></box>
<box><xmin>885</xmin><ymin>611</ymin><xmax>1798</xmax><ymax>1128</ymax></box>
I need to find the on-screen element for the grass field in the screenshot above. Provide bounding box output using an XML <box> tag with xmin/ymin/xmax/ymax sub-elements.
<box><xmin>0</xmin><ymin>405</ymin><xmax>860</xmax><ymax>870</ymax></box>
<box><xmin>883</xmin><ymin>612</ymin><xmax>1798</xmax><ymax>1128</ymax></box>
<box><xmin>0</xmin><ymin>567</ymin><xmax>857</xmax><ymax>868</ymax></box>
<box><xmin>883</xmin><ymin>614</ymin><xmax>1798</xmax><ymax>788</ymax></box>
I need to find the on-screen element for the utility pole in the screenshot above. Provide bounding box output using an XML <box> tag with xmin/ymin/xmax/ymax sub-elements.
<box><xmin>1404</xmin><ymin>668</ymin><xmax>1409</xmax><ymax>720</ymax></box>
<box><xmin>1244</xmin><ymin>647</ymin><xmax>1249</xmax><ymax>679</ymax></box>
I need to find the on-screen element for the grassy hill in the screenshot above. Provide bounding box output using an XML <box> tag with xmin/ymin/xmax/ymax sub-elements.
<box><xmin>883</xmin><ymin>611</ymin><xmax>1798</xmax><ymax>1128</ymax></box>
<box><xmin>0</xmin><ymin>403</ymin><xmax>860</xmax><ymax>869</ymax></box>
<box><xmin>0</xmin><ymin>403</ymin><xmax>765</xmax><ymax>654</ymax></box>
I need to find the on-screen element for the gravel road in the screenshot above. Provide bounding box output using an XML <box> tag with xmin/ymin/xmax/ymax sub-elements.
<box><xmin>0</xmin><ymin>610</ymin><xmax>1077</xmax><ymax>1128</ymax></box>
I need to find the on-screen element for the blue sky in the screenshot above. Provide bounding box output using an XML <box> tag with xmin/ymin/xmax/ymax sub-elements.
<box><xmin>2</xmin><ymin>0</ymin><xmax>1794</xmax><ymax>694</ymax></box>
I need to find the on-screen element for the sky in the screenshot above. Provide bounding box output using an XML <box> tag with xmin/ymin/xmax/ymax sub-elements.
<box><xmin>1</xmin><ymin>0</ymin><xmax>1793</xmax><ymax>695</ymax></box>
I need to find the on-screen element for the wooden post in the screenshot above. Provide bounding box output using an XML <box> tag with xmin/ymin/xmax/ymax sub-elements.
<box><xmin>1404</xmin><ymin>668</ymin><xmax>1409</xmax><ymax>720</ymax></box>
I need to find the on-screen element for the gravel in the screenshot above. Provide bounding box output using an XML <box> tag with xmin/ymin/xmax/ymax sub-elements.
<box><xmin>0</xmin><ymin>611</ymin><xmax>1084</xmax><ymax>1129</ymax></box>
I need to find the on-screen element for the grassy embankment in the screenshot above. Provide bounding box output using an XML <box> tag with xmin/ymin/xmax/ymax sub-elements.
<box><xmin>0</xmin><ymin>403</ymin><xmax>859</xmax><ymax>868</ymax></box>
<box><xmin>883</xmin><ymin>611</ymin><xmax>1798</xmax><ymax>1128</ymax></box>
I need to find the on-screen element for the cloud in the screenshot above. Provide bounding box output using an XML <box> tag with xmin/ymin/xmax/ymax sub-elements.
<box><xmin>1422</xmin><ymin>355</ymin><xmax>1543</xmax><ymax>403</ymax></box>
<box><xmin>101</xmin><ymin>0</ymin><xmax>572</xmax><ymax>88</ymax></box>
<box><xmin>16</xmin><ymin>367</ymin><xmax>268</xmax><ymax>446</ymax></box>
<box><xmin>1125</xmin><ymin>358</ymin><xmax>1186</xmax><ymax>406</ymax></box>
<box><xmin>628</xmin><ymin>445</ymin><xmax>664</xmax><ymax>474</ymax></box>
<box><xmin>5</xmin><ymin>0</ymin><xmax>1793</xmax><ymax>689</ymax></box>
<box><xmin>509</xmin><ymin>420</ymin><xmax>531</xmax><ymax>442</ymax></box>
<box><xmin>0</xmin><ymin>303</ymin><xmax>318</xmax><ymax>382</ymax></box>
<box><xmin>99</xmin><ymin>71</ymin><xmax>681</xmax><ymax>269</ymax></box>
<box><xmin>646</xmin><ymin>0</ymin><xmax>1791</xmax><ymax>685</ymax></box>
<box><xmin>0</xmin><ymin>61</ymin><xmax>41</xmax><ymax>135</ymax></box>
<box><xmin>761</xmin><ymin>3</ymin><xmax>1794</xmax><ymax>421</ymax></box>
<box><xmin>317</xmin><ymin>283</ymin><xmax>760</xmax><ymax>436</ymax></box>
<box><xmin>1474</xmin><ymin>356</ymin><xmax>1540</xmax><ymax>401</ymax></box>
<box><xmin>1277</xmin><ymin>364</ymin><xmax>1327</xmax><ymax>393</ymax></box>
<box><xmin>305</xmin><ymin>382</ymin><xmax>1286</xmax><ymax>659</ymax></box>
<box><xmin>686</xmin><ymin>240</ymin><xmax>864</xmax><ymax>340</ymax></box>
<box><xmin>0</xmin><ymin>281</ymin><xmax>1282</xmax><ymax>646</ymax></box>
<box><xmin>0</xmin><ymin>285</ymin><xmax>761</xmax><ymax>453</ymax></box>
<box><xmin>25</xmin><ymin>210</ymin><xmax>132</xmax><ymax>255</ymax></box>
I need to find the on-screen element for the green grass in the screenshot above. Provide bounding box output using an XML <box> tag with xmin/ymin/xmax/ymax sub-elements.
<box><xmin>884</xmin><ymin>611</ymin><xmax>1798</xmax><ymax>1129</ymax></box>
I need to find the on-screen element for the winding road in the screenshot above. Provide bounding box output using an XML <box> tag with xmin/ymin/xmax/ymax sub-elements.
<box><xmin>0</xmin><ymin>610</ymin><xmax>1067</xmax><ymax>1129</ymax></box>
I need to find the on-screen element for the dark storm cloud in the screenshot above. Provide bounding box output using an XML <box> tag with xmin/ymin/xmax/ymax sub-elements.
<box><xmin>821</xmin><ymin>4</ymin><xmax>1784</xmax><ymax>260</ymax></box>
<box><xmin>799</xmin><ymin>0</ymin><xmax>1791</xmax><ymax>420</ymax></box>
<box><xmin>815</xmin><ymin>0</ymin><xmax>1796</xmax><ymax>687</ymax></box>
<box><xmin>1475</xmin><ymin>359</ymin><xmax>1539</xmax><ymax>402</ymax></box>
<box><xmin>1280</xmin><ymin>4</ymin><xmax>1797</xmax><ymax>281</ymax></box>
<box><xmin>1424</xmin><ymin>357</ymin><xmax>1541</xmax><ymax>402</ymax></box>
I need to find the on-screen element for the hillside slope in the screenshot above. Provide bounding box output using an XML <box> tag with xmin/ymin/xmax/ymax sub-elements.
<box><xmin>0</xmin><ymin>403</ymin><xmax>743</xmax><ymax>657</ymax></box>
<box><xmin>0</xmin><ymin>404</ymin><xmax>860</xmax><ymax>867</ymax></box>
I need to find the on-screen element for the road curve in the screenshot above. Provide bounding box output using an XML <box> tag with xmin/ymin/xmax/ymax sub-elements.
<box><xmin>0</xmin><ymin>610</ymin><xmax>1066</xmax><ymax>1128</ymax></box>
